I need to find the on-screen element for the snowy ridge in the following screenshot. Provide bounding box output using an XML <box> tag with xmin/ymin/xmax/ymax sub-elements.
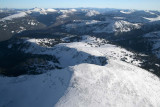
<box><xmin>143</xmin><ymin>15</ymin><xmax>160</xmax><ymax>22</ymax></box>
<box><xmin>25</xmin><ymin>36</ymin><xmax>142</xmax><ymax>67</ymax></box>
<box><xmin>0</xmin><ymin>12</ymin><xmax>27</xmax><ymax>21</ymax></box>
<box><xmin>0</xmin><ymin>36</ymin><xmax>160</xmax><ymax>107</ymax></box>
<box><xmin>27</xmin><ymin>8</ymin><xmax>57</xmax><ymax>15</ymax></box>
<box><xmin>94</xmin><ymin>20</ymin><xmax>141</xmax><ymax>33</ymax></box>
<box><xmin>56</xmin><ymin>60</ymin><xmax>160</xmax><ymax>107</ymax></box>
<box><xmin>29</xmin><ymin>8</ymin><xmax>47</xmax><ymax>15</ymax></box>
<box><xmin>59</xmin><ymin>9</ymin><xmax>77</xmax><ymax>14</ymax></box>
<box><xmin>0</xmin><ymin>59</ymin><xmax>160</xmax><ymax>107</ymax></box>
<box><xmin>65</xmin><ymin>19</ymin><xmax>141</xmax><ymax>33</ymax></box>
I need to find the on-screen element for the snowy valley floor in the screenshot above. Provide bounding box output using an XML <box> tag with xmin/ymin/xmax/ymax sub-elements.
<box><xmin>0</xmin><ymin>36</ymin><xmax>160</xmax><ymax>107</ymax></box>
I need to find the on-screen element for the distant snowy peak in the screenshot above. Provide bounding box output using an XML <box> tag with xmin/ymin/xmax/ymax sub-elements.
<box><xmin>81</xmin><ymin>9</ymin><xmax>100</xmax><ymax>16</ymax></box>
<box><xmin>86</xmin><ymin>10</ymin><xmax>100</xmax><ymax>17</ymax></box>
<box><xmin>70</xmin><ymin>9</ymin><xmax>77</xmax><ymax>12</ymax></box>
<box><xmin>28</xmin><ymin>8</ymin><xmax>57</xmax><ymax>15</ymax></box>
<box><xmin>65</xmin><ymin>19</ymin><xmax>141</xmax><ymax>34</ymax></box>
<box><xmin>0</xmin><ymin>12</ymin><xmax>27</xmax><ymax>21</ymax></box>
<box><xmin>46</xmin><ymin>8</ymin><xmax>57</xmax><ymax>12</ymax></box>
<box><xmin>120</xmin><ymin>10</ymin><xmax>135</xmax><ymax>14</ymax></box>
<box><xmin>58</xmin><ymin>9</ymin><xmax>77</xmax><ymax>19</ymax></box>
<box><xmin>59</xmin><ymin>9</ymin><xmax>77</xmax><ymax>14</ymax></box>
<box><xmin>114</xmin><ymin>20</ymin><xmax>141</xmax><ymax>32</ymax></box>
<box><xmin>95</xmin><ymin>20</ymin><xmax>141</xmax><ymax>33</ymax></box>
<box><xmin>29</xmin><ymin>8</ymin><xmax>47</xmax><ymax>15</ymax></box>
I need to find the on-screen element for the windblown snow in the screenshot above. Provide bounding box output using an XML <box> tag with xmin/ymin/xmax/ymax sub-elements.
<box><xmin>0</xmin><ymin>36</ymin><xmax>160</xmax><ymax>107</ymax></box>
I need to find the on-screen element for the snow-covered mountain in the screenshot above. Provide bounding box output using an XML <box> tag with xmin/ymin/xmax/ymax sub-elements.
<box><xmin>64</xmin><ymin>20</ymin><xmax>141</xmax><ymax>34</ymax></box>
<box><xmin>0</xmin><ymin>36</ymin><xmax>160</xmax><ymax>107</ymax></box>
<box><xmin>1</xmin><ymin>8</ymin><xmax>160</xmax><ymax>107</ymax></box>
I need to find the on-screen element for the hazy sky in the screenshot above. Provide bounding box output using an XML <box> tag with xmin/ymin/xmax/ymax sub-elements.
<box><xmin>0</xmin><ymin>0</ymin><xmax>160</xmax><ymax>10</ymax></box>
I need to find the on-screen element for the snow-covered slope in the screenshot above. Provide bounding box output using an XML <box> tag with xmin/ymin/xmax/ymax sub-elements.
<box><xmin>0</xmin><ymin>36</ymin><xmax>160</xmax><ymax>107</ymax></box>
<box><xmin>0</xmin><ymin>57</ymin><xmax>160</xmax><ymax>107</ymax></box>
<box><xmin>94</xmin><ymin>20</ymin><xmax>141</xmax><ymax>33</ymax></box>
<box><xmin>0</xmin><ymin>12</ymin><xmax>27</xmax><ymax>21</ymax></box>
<box><xmin>56</xmin><ymin>60</ymin><xmax>160</xmax><ymax>107</ymax></box>
<box><xmin>64</xmin><ymin>20</ymin><xmax>141</xmax><ymax>34</ymax></box>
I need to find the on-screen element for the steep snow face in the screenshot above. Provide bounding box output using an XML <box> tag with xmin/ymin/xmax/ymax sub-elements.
<box><xmin>144</xmin><ymin>31</ymin><xmax>160</xmax><ymax>58</ymax></box>
<box><xmin>143</xmin><ymin>15</ymin><xmax>160</xmax><ymax>22</ymax></box>
<box><xmin>0</xmin><ymin>12</ymin><xmax>27</xmax><ymax>21</ymax></box>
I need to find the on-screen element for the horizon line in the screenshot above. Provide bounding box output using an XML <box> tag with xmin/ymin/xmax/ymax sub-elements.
<box><xmin>0</xmin><ymin>7</ymin><xmax>159</xmax><ymax>11</ymax></box>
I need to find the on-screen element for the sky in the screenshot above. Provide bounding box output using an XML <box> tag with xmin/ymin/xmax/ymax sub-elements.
<box><xmin>0</xmin><ymin>0</ymin><xmax>160</xmax><ymax>10</ymax></box>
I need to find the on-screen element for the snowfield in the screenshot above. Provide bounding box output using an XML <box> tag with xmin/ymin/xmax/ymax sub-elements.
<box><xmin>0</xmin><ymin>36</ymin><xmax>160</xmax><ymax>107</ymax></box>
